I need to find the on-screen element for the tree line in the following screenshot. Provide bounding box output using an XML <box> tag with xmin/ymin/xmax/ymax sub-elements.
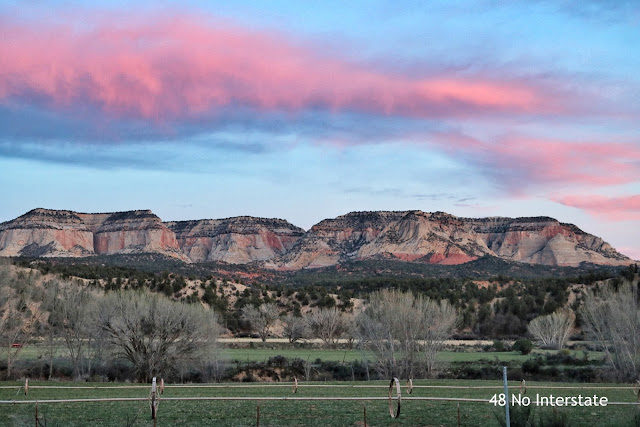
<box><xmin>2</xmin><ymin>259</ymin><xmax>638</xmax><ymax>382</ymax></box>
<box><xmin>0</xmin><ymin>261</ymin><xmax>222</xmax><ymax>382</ymax></box>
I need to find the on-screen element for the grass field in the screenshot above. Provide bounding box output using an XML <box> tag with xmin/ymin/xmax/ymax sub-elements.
<box><xmin>1</xmin><ymin>379</ymin><xmax>637</xmax><ymax>426</ymax></box>
<box><xmin>16</xmin><ymin>340</ymin><xmax>604</xmax><ymax>364</ymax></box>
<box><xmin>223</xmin><ymin>347</ymin><xmax>601</xmax><ymax>363</ymax></box>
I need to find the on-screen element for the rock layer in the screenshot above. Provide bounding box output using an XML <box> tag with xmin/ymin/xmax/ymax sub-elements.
<box><xmin>466</xmin><ymin>216</ymin><xmax>627</xmax><ymax>266</ymax></box>
<box><xmin>166</xmin><ymin>217</ymin><xmax>304</xmax><ymax>264</ymax></box>
<box><xmin>0</xmin><ymin>208</ymin><xmax>633</xmax><ymax>268</ymax></box>
<box><xmin>266</xmin><ymin>211</ymin><xmax>631</xmax><ymax>269</ymax></box>
<box><xmin>0</xmin><ymin>209</ymin><xmax>93</xmax><ymax>257</ymax></box>
<box><xmin>0</xmin><ymin>208</ymin><xmax>187</xmax><ymax>260</ymax></box>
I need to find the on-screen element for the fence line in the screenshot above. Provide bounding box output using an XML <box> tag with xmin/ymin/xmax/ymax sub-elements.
<box><xmin>1</xmin><ymin>396</ymin><xmax>639</xmax><ymax>405</ymax></box>
<box><xmin>4</xmin><ymin>370</ymin><xmax>638</xmax><ymax>425</ymax></box>
<box><xmin>0</xmin><ymin>385</ymin><xmax>149</xmax><ymax>390</ymax></box>
<box><xmin>0</xmin><ymin>397</ymin><xmax>500</xmax><ymax>404</ymax></box>
<box><xmin>3</xmin><ymin>389</ymin><xmax>638</xmax><ymax>427</ymax></box>
<box><xmin>2</xmin><ymin>383</ymin><xmax>637</xmax><ymax>390</ymax></box>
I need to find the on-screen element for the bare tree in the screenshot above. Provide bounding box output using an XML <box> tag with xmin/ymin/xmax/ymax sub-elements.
<box><xmin>357</xmin><ymin>289</ymin><xmax>458</xmax><ymax>379</ymax></box>
<box><xmin>95</xmin><ymin>290</ymin><xmax>221</xmax><ymax>382</ymax></box>
<box><xmin>59</xmin><ymin>285</ymin><xmax>95</xmax><ymax>379</ymax></box>
<box><xmin>527</xmin><ymin>308</ymin><xmax>574</xmax><ymax>350</ymax></box>
<box><xmin>581</xmin><ymin>283</ymin><xmax>640</xmax><ymax>381</ymax></box>
<box><xmin>0</xmin><ymin>265</ymin><xmax>43</xmax><ymax>379</ymax></box>
<box><xmin>0</xmin><ymin>289</ymin><xmax>29</xmax><ymax>379</ymax></box>
<box><xmin>342</xmin><ymin>313</ymin><xmax>359</xmax><ymax>349</ymax></box>
<box><xmin>41</xmin><ymin>279</ymin><xmax>104</xmax><ymax>380</ymax></box>
<box><xmin>282</xmin><ymin>313</ymin><xmax>308</xmax><ymax>343</ymax></box>
<box><xmin>200</xmin><ymin>336</ymin><xmax>228</xmax><ymax>383</ymax></box>
<box><xmin>242</xmin><ymin>303</ymin><xmax>279</xmax><ymax>342</ymax></box>
<box><xmin>306</xmin><ymin>307</ymin><xmax>346</xmax><ymax>348</ymax></box>
<box><xmin>41</xmin><ymin>280</ymin><xmax>63</xmax><ymax>380</ymax></box>
<box><xmin>419</xmin><ymin>298</ymin><xmax>458</xmax><ymax>375</ymax></box>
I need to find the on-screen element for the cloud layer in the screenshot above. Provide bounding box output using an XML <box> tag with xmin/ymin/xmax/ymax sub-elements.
<box><xmin>553</xmin><ymin>194</ymin><xmax>640</xmax><ymax>221</ymax></box>
<box><xmin>0</xmin><ymin>12</ymin><xmax>557</xmax><ymax>122</ymax></box>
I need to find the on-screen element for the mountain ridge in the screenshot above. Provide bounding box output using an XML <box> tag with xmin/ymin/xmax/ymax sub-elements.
<box><xmin>0</xmin><ymin>208</ymin><xmax>633</xmax><ymax>268</ymax></box>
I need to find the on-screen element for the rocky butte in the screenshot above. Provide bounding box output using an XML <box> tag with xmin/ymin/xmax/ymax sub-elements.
<box><xmin>0</xmin><ymin>208</ymin><xmax>188</xmax><ymax>261</ymax></box>
<box><xmin>0</xmin><ymin>208</ymin><xmax>633</xmax><ymax>268</ymax></box>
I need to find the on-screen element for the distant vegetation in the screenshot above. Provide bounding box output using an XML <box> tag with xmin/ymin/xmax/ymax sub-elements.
<box><xmin>2</xmin><ymin>256</ymin><xmax>638</xmax><ymax>383</ymax></box>
<box><xmin>12</xmin><ymin>253</ymin><xmax>628</xmax><ymax>282</ymax></box>
<box><xmin>10</xmin><ymin>256</ymin><xmax>637</xmax><ymax>340</ymax></box>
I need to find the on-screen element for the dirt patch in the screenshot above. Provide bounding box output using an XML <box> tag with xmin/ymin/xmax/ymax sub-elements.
<box><xmin>473</xmin><ymin>280</ymin><xmax>492</xmax><ymax>289</ymax></box>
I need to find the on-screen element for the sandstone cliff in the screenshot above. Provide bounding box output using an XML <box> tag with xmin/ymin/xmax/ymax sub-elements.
<box><xmin>466</xmin><ymin>216</ymin><xmax>629</xmax><ymax>266</ymax></box>
<box><xmin>0</xmin><ymin>208</ymin><xmax>632</xmax><ymax>268</ymax></box>
<box><xmin>166</xmin><ymin>217</ymin><xmax>304</xmax><ymax>264</ymax></box>
<box><xmin>267</xmin><ymin>211</ymin><xmax>406</xmax><ymax>269</ymax></box>
<box><xmin>0</xmin><ymin>208</ymin><xmax>187</xmax><ymax>260</ymax></box>
<box><xmin>0</xmin><ymin>209</ymin><xmax>94</xmax><ymax>257</ymax></box>
<box><xmin>266</xmin><ymin>211</ymin><xmax>631</xmax><ymax>269</ymax></box>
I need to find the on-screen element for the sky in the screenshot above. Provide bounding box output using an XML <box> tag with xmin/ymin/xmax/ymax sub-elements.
<box><xmin>1</xmin><ymin>0</ymin><xmax>639</xmax><ymax>259</ymax></box>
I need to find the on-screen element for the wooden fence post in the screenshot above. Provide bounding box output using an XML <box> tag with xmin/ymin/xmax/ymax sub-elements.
<box><xmin>150</xmin><ymin>377</ymin><xmax>158</xmax><ymax>422</ymax></box>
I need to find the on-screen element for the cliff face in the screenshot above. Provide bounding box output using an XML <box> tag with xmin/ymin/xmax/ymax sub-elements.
<box><xmin>0</xmin><ymin>208</ymin><xmax>187</xmax><ymax>260</ymax></box>
<box><xmin>267</xmin><ymin>211</ymin><xmax>493</xmax><ymax>269</ymax></box>
<box><xmin>166</xmin><ymin>217</ymin><xmax>304</xmax><ymax>264</ymax></box>
<box><xmin>267</xmin><ymin>211</ymin><xmax>631</xmax><ymax>269</ymax></box>
<box><xmin>0</xmin><ymin>208</ymin><xmax>632</xmax><ymax>268</ymax></box>
<box><xmin>466</xmin><ymin>216</ymin><xmax>629</xmax><ymax>266</ymax></box>
<box><xmin>267</xmin><ymin>211</ymin><xmax>407</xmax><ymax>269</ymax></box>
<box><xmin>0</xmin><ymin>209</ymin><xmax>94</xmax><ymax>257</ymax></box>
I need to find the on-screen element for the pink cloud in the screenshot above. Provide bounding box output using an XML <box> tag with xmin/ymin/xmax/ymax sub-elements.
<box><xmin>0</xmin><ymin>12</ymin><xmax>555</xmax><ymax>120</ymax></box>
<box><xmin>488</xmin><ymin>137</ymin><xmax>640</xmax><ymax>188</ymax></box>
<box><xmin>424</xmin><ymin>133</ymin><xmax>640</xmax><ymax>192</ymax></box>
<box><xmin>552</xmin><ymin>194</ymin><xmax>640</xmax><ymax>221</ymax></box>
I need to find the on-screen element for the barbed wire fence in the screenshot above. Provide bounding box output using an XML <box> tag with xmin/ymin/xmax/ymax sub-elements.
<box><xmin>1</xmin><ymin>369</ymin><xmax>640</xmax><ymax>426</ymax></box>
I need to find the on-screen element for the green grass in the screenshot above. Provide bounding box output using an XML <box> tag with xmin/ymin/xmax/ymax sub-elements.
<box><xmin>12</xmin><ymin>342</ymin><xmax>604</xmax><ymax>371</ymax></box>
<box><xmin>222</xmin><ymin>347</ymin><xmax>602</xmax><ymax>363</ymax></box>
<box><xmin>222</xmin><ymin>348</ymin><xmax>533</xmax><ymax>363</ymax></box>
<box><xmin>438</xmin><ymin>349</ymin><xmax>603</xmax><ymax>363</ymax></box>
<box><xmin>224</xmin><ymin>347</ymin><xmax>370</xmax><ymax>363</ymax></box>
<box><xmin>0</xmin><ymin>379</ymin><xmax>637</xmax><ymax>426</ymax></box>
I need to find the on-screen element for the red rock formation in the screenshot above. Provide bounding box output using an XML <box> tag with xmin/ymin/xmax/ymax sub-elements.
<box><xmin>266</xmin><ymin>211</ymin><xmax>631</xmax><ymax>269</ymax></box>
<box><xmin>0</xmin><ymin>208</ymin><xmax>187</xmax><ymax>260</ymax></box>
<box><xmin>466</xmin><ymin>216</ymin><xmax>628</xmax><ymax>266</ymax></box>
<box><xmin>0</xmin><ymin>208</ymin><xmax>632</xmax><ymax>268</ymax></box>
<box><xmin>0</xmin><ymin>209</ymin><xmax>94</xmax><ymax>257</ymax></box>
<box><xmin>166</xmin><ymin>216</ymin><xmax>304</xmax><ymax>264</ymax></box>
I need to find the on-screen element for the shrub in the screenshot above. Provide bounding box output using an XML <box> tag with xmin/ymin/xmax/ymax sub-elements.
<box><xmin>513</xmin><ymin>338</ymin><xmax>534</xmax><ymax>355</ymax></box>
<box><xmin>493</xmin><ymin>340</ymin><xmax>506</xmax><ymax>352</ymax></box>
<box><xmin>522</xmin><ymin>358</ymin><xmax>541</xmax><ymax>375</ymax></box>
<box><xmin>528</xmin><ymin>309</ymin><xmax>574</xmax><ymax>350</ymax></box>
<box><xmin>538</xmin><ymin>408</ymin><xmax>570</xmax><ymax>427</ymax></box>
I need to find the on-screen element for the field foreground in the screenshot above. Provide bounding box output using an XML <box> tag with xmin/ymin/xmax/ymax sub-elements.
<box><xmin>0</xmin><ymin>379</ymin><xmax>638</xmax><ymax>426</ymax></box>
